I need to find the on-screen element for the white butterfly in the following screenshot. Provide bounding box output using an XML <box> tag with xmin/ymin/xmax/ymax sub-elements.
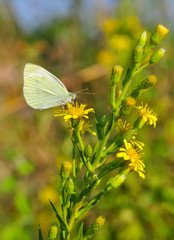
<box><xmin>23</xmin><ymin>63</ymin><xmax>76</xmax><ymax>110</ymax></box>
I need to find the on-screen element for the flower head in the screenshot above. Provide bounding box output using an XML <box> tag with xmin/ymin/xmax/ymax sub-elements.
<box><xmin>130</xmin><ymin>136</ymin><xmax>144</xmax><ymax>150</ymax></box>
<box><xmin>54</xmin><ymin>102</ymin><xmax>94</xmax><ymax>122</ymax></box>
<box><xmin>79</xmin><ymin>120</ymin><xmax>96</xmax><ymax>135</ymax></box>
<box><xmin>116</xmin><ymin>119</ymin><xmax>132</xmax><ymax>134</ymax></box>
<box><xmin>116</xmin><ymin>139</ymin><xmax>145</xmax><ymax>178</ymax></box>
<box><xmin>150</xmin><ymin>24</ymin><xmax>169</xmax><ymax>45</ymax></box>
<box><xmin>125</xmin><ymin>97</ymin><xmax>136</xmax><ymax>108</ymax></box>
<box><xmin>140</xmin><ymin>75</ymin><xmax>157</xmax><ymax>89</ymax></box>
<box><xmin>136</xmin><ymin>103</ymin><xmax>157</xmax><ymax>128</ymax></box>
<box><xmin>155</xmin><ymin>24</ymin><xmax>169</xmax><ymax>37</ymax></box>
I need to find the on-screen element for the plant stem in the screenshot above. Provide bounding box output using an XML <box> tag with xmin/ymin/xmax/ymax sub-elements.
<box><xmin>135</xmin><ymin>63</ymin><xmax>150</xmax><ymax>74</ymax></box>
<box><xmin>76</xmin><ymin>130</ymin><xmax>84</xmax><ymax>151</ymax></box>
<box><xmin>72</xmin><ymin>141</ymin><xmax>77</xmax><ymax>179</ymax></box>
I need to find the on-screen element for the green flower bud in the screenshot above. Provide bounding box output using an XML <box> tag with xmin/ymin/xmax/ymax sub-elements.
<box><xmin>150</xmin><ymin>24</ymin><xmax>169</xmax><ymax>45</ymax></box>
<box><xmin>61</xmin><ymin>161</ymin><xmax>72</xmax><ymax>178</ymax></box>
<box><xmin>48</xmin><ymin>224</ymin><xmax>58</xmax><ymax>240</ymax></box>
<box><xmin>67</xmin><ymin>178</ymin><xmax>74</xmax><ymax>194</ymax></box>
<box><xmin>84</xmin><ymin>216</ymin><xmax>105</xmax><ymax>238</ymax></box>
<box><xmin>84</xmin><ymin>144</ymin><xmax>93</xmax><ymax>158</ymax></box>
<box><xmin>131</xmin><ymin>89</ymin><xmax>141</xmax><ymax>98</ymax></box>
<box><xmin>109</xmin><ymin>174</ymin><xmax>127</xmax><ymax>188</ymax></box>
<box><xmin>120</xmin><ymin>97</ymin><xmax>136</xmax><ymax>115</ymax></box>
<box><xmin>140</xmin><ymin>75</ymin><xmax>157</xmax><ymax>89</ymax></box>
<box><xmin>110</xmin><ymin>65</ymin><xmax>123</xmax><ymax>83</ymax></box>
<box><xmin>98</xmin><ymin>115</ymin><xmax>108</xmax><ymax>127</ymax></box>
<box><xmin>150</xmin><ymin>48</ymin><xmax>165</xmax><ymax>64</ymax></box>
<box><xmin>107</xmin><ymin>168</ymin><xmax>130</xmax><ymax>189</ymax></box>
<box><xmin>137</xmin><ymin>31</ymin><xmax>147</xmax><ymax>47</ymax></box>
<box><xmin>131</xmin><ymin>75</ymin><xmax>157</xmax><ymax>98</ymax></box>
<box><xmin>133</xmin><ymin>46</ymin><xmax>143</xmax><ymax>63</ymax></box>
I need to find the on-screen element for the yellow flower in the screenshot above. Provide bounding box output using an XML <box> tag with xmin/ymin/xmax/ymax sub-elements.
<box><xmin>54</xmin><ymin>102</ymin><xmax>94</xmax><ymax>122</ymax></box>
<box><xmin>116</xmin><ymin>139</ymin><xmax>145</xmax><ymax>179</ymax></box>
<box><xmin>125</xmin><ymin>97</ymin><xmax>136</xmax><ymax>107</ymax></box>
<box><xmin>115</xmin><ymin>119</ymin><xmax>132</xmax><ymax>134</ymax></box>
<box><xmin>79</xmin><ymin>120</ymin><xmax>96</xmax><ymax>135</ymax></box>
<box><xmin>156</xmin><ymin>24</ymin><xmax>169</xmax><ymax>37</ymax></box>
<box><xmin>136</xmin><ymin>103</ymin><xmax>157</xmax><ymax>128</ymax></box>
<box><xmin>151</xmin><ymin>24</ymin><xmax>169</xmax><ymax>45</ymax></box>
<box><xmin>130</xmin><ymin>136</ymin><xmax>144</xmax><ymax>150</ymax></box>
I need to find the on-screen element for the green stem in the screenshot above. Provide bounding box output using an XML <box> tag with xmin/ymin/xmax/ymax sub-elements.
<box><xmin>76</xmin><ymin>130</ymin><xmax>84</xmax><ymax>151</ymax></box>
<box><xmin>72</xmin><ymin>141</ymin><xmax>77</xmax><ymax>179</ymax></box>
<box><xmin>117</xmin><ymin>63</ymin><xmax>138</xmax><ymax>106</ymax></box>
<box><xmin>110</xmin><ymin>82</ymin><xmax>117</xmax><ymax>109</ymax></box>
<box><xmin>92</xmin><ymin>113</ymin><xmax>115</xmax><ymax>169</ymax></box>
<box><xmin>76</xmin><ymin>185</ymin><xmax>111</xmax><ymax>221</ymax></box>
<box><xmin>142</xmin><ymin>42</ymin><xmax>152</xmax><ymax>62</ymax></box>
<box><xmin>68</xmin><ymin>203</ymin><xmax>81</xmax><ymax>231</ymax></box>
<box><xmin>92</xmin><ymin>63</ymin><xmax>138</xmax><ymax>170</ymax></box>
<box><xmin>135</xmin><ymin>63</ymin><xmax>150</xmax><ymax>74</ymax></box>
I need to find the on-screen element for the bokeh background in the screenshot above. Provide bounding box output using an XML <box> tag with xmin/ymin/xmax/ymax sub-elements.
<box><xmin>0</xmin><ymin>0</ymin><xmax>174</xmax><ymax>239</ymax></box>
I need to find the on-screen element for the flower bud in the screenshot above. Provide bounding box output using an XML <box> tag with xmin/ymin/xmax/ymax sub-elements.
<box><xmin>67</xmin><ymin>178</ymin><xmax>74</xmax><ymax>194</ymax></box>
<box><xmin>98</xmin><ymin>115</ymin><xmax>108</xmax><ymax>127</ymax></box>
<box><xmin>120</xmin><ymin>97</ymin><xmax>136</xmax><ymax>115</ymax></box>
<box><xmin>107</xmin><ymin>168</ymin><xmax>130</xmax><ymax>189</ymax></box>
<box><xmin>116</xmin><ymin>89</ymin><xmax>122</xmax><ymax>98</ymax></box>
<box><xmin>140</xmin><ymin>75</ymin><xmax>157</xmax><ymax>89</ymax></box>
<box><xmin>133</xmin><ymin>46</ymin><xmax>143</xmax><ymax>63</ymax></box>
<box><xmin>84</xmin><ymin>216</ymin><xmax>105</xmax><ymax>238</ymax></box>
<box><xmin>110</xmin><ymin>65</ymin><xmax>123</xmax><ymax>83</ymax></box>
<box><xmin>84</xmin><ymin>144</ymin><xmax>93</xmax><ymax>158</ymax></box>
<box><xmin>131</xmin><ymin>89</ymin><xmax>141</xmax><ymax>98</ymax></box>
<box><xmin>137</xmin><ymin>31</ymin><xmax>147</xmax><ymax>47</ymax></box>
<box><xmin>150</xmin><ymin>24</ymin><xmax>169</xmax><ymax>45</ymax></box>
<box><xmin>125</xmin><ymin>97</ymin><xmax>136</xmax><ymax>107</ymax></box>
<box><xmin>150</xmin><ymin>48</ymin><xmax>165</xmax><ymax>64</ymax></box>
<box><xmin>48</xmin><ymin>224</ymin><xmax>58</xmax><ymax>240</ymax></box>
<box><xmin>61</xmin><ymin>161</ymin><xmax>72</xmax><ymax>178</ymax></box>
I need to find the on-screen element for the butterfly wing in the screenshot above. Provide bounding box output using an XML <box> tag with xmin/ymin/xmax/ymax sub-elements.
<box><xmin>23</xmin><ymin>63</ymin><xmax>70</xmax><ymax>109</ymax></box>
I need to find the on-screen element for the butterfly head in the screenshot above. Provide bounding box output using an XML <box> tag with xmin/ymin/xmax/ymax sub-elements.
<box><xmin>69</xmin><ymin>92</ymin><xmax>77</xmax><ymax>100</ymax></box>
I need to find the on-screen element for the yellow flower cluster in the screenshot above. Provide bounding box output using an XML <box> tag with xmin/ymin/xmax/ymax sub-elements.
<box><xmin>116</xmin><ymin>139</ymin><xmax>145</xmax><ymax>179</ymax></box>
<box><xmin>136</xmin><ymin>103</ymin><xmax>157</xmax><ymax>128</ymax></box>
<box><xmin>55</xmin><ymin>103</ymin><xmax>95</xmax><ymax>135</ymax></box>
<box><xmin>54</xmin><ymin>103</ymin><xmax>94</xmax><ymax>122</ymax></box>
<box><xmin>116</xmin><ymin>119</ymin><xmax>144</xmax><ymax>150</ymax></box>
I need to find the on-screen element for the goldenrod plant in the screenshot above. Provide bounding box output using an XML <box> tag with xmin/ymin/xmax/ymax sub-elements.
<box><xmin>37</xmin><ymin>25</ymin><xmax>168</xmax><ymax>240</ymax></box>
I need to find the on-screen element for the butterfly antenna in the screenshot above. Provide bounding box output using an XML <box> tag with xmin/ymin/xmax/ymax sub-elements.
<box><xmin>76</xmin><ymin>88</ymin><xmax>95</xmax><ymax>95</ymax></box>
<box><xmin>75</xmin><ymin>88</ymin><xmax>89</xmax><ymax>93</ymax></box>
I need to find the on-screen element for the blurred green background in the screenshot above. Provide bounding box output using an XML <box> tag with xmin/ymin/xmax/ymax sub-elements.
<box><xmin>0</xmin><ymin>0</ymin><xmax>174</xmax><ymax>239</ymax></box>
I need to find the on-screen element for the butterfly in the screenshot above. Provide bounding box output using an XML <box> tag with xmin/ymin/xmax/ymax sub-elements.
<box><xmin>23</xmin><ymin>63</ymin><xmax>76</xmax><ymax>110</ymax></box>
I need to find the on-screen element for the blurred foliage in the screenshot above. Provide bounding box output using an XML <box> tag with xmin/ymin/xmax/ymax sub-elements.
<box><xmin>0</xmin><ymin>0</ymin><xmax>174</xmax><ymax>239</ymax></box>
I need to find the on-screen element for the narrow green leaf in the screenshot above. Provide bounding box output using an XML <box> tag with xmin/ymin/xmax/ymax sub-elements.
<box><xmin>77</xmin><ymin>146</ymin><xmax>87</xmax><ymax>167</ymax></box>
<box><xmin>49</xmin><ymin>200</ymin><xmax>69</xmax><ymax>233</ymax></box>
<box><xmin>38</xmin><ymin>224</ymin><xmax>44</xmax><ymax>240</ymax></box>
<box><xmin>78</xmin><ymin>222</ymin><xmax>84</xmax><ymax>240</ymax></box>
<box><xmin>98</xmin><ymin>159</ymin><xmax>124</xmax><ymax>179</ymax></box>
<box><xmin>76</xmin><ymin>204</ymin><xmax>94</xmax><ymax>220</ymax></box>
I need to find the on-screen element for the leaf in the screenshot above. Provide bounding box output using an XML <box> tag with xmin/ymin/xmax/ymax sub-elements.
<box><xmin>77</xmin><ymin>146</ymin><xmax>87</xmax><ymax>167</ymax></box>
<box><xmin>78</xmin><ymin>222</ymin><xmax>84</xmax><ymax>240</ymax></box>
<box><xmin>98</xmin><ymin>159</ymin><xmax>124</xmax><ymax>179</ymax></box>
<box><xmin>38</xmin><ymin>225</ymin><xmax>43</xmax><ymax>240</ymax></box>
<box><xmin>49</xmin><ymin>200</ymin><xmax>69</xmax><ymax>233</ymax></box>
